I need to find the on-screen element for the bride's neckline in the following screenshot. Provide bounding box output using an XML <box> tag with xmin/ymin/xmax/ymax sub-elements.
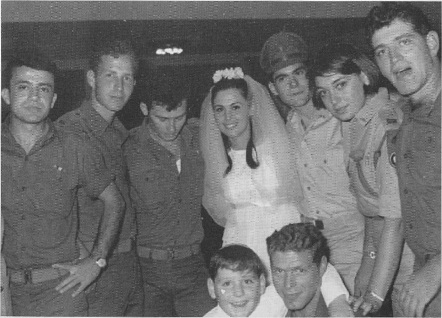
<box><xmin>229</xmin><ymin>148</ymin><xmax>246</xmax><ymax>153</ymax></box>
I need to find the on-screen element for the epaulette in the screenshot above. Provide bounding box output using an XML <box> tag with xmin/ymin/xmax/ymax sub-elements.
<box><xmin>378</xmin><ymin>99</ymin><xmax>402</xmax><ymax>132</ymax></box>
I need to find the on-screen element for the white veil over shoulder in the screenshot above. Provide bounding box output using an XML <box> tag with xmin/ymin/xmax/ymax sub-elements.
<box><xmin>200</xmin><ymin>75</ymin><xmax>306</xmax><ymax>226</ymax></box>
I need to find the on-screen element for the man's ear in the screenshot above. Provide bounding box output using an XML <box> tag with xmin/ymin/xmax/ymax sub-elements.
<box><xmin>1</xmin><ymin>88</ymin><xmax>11</xmax><ymax>105</ymax></box>
<box><xmin>319</xmin><ymin>256</ymin><xmax>328</xmax><ymax>278</ymax></box>
<box><xmin>259</xmin><ymin>274</ymin><xmax>266</xmax><ymax>295</ymax></box>
<box><xmin>140</xmin><ymin>102</ymin><xmax>149</xmax><ymax>116</ymax></box>
<box><xmin>426</xmin><ymin>31</ymin><xmax>440</xmax><ymax>58</ymax></box>
<box><xmin>359</xmin><ymin>72</ymin><xmax>370</xmax><ymax>87</ymax></box>
<box><xmin>268</xmin><ymin>82</ymin><xmax>279</xmax><ymax>96</ymax></box>
<box><xmin>50</xmin><ymin>93</ymin><xmax>57</xmax><ymax>109</ymax></box>
<box><xmin>86</xmin><ymin>70</ymin><xmax>96</xmax><ymax>90</ymax></box>
<box><xmin>207</xmin><ymin>278</ymin><xmax>217</xmax><ymax>300</ymax></box>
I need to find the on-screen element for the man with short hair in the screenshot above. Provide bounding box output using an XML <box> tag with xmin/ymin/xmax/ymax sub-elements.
<box><xmin>367</xmin><ymin>3</ymin><xmax>441</xmax><ymax>316</ymax></box>
<box><xmin>260</xmin><ymin>32</ymin><xmax>364</xmax><ymax>294</ymax></box>
<box><xmin>1</xmin><ymin>53</ymin><xmax>124</xmax><ymax>316</ymax></box>
<box><xmin>266</xmin><ymin>223</ymin><xmax>332</xmax><ymax>317</ymax></box>
<box><xmin>124</xmin><ymin>74</ymin><xmax>216</xmax><ymax>316</ymax></box>
<box><xmin>56</xmin><ymin>37</ymin><xmax>144</xmax><ymax>316</ymax></box>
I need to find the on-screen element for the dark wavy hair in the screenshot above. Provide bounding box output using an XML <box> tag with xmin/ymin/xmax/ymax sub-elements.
<box><xmin>211</xmin><ymin>77</ymin><xmax>259</xmax><ymax>176</ymax></box>
<box><xmin>267</xmin><ymin>223</ymin><xmax>330</xmax><ymax>267</ymax></box>
<box><xmin>366</xmin><ymin>2</ymin><xmax>433</xmax><ymax>42</ymax></box>
<box><xmin>311</xmin><ymin>43</ymin><xmax>381</xmax><ymax>109</ymax></box>
<box><xmin>2</xmin><ymin>52</ymin><xmax>58</xmax><ymax>91</ymax></box>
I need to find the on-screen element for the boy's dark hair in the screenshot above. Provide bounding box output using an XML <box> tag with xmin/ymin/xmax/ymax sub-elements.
<box><xmin>209</xmin><ymin>244</ymin><xmax>268</xmax><ymax>283</ymax></box>
<box><xmin>311</xmin><ymin>42</ymin><xmax>381</xmax><ymax>109</ymax></box>
<box><xmin>89</xmin><ymin>37</ymin><xmax>139</xmax><ymax>76</ymax></box>
<box><xmin>366</xmin><ymin>2</ymin><xmax>433</xmax><ymax>42</ymax></box>
<box><xmin>267</xmin><ymin>223</ymin><xmax>330</xmax><ymax>267</ymax></box>
<box><xmin>211</xmin><ymin>77</ymin><xmax>259</xmax><ymax>175</ymax></box>
<box><xmin>2</xmin><ymin>52</ymin><xmax>58</xmax><ymax>90</ymax></box>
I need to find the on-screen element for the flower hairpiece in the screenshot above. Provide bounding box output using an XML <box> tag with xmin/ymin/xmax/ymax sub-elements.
<box><xmin>212</xmin><ymin>67</ymin><xmax>244</xmax><ymax>84</ymax></box>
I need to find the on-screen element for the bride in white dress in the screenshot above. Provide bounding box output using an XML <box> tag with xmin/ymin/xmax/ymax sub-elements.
<box><xmin>200</xmin><ymin>68</ymin><xmax>352</xmax><ymax>316</ymax></box>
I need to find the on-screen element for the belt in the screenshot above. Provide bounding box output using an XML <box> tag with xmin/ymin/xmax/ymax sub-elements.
<box><xmin>137</xmin><ymin>244</ymin><xmax>200</xmax><ymax>260</ymax></box>
<box><xmin>115</xmin><ymin>238</ymin><xmax>136</xmax><ymax>254</ymax></box>
<box><xmin>78</xmin><ymin>238</ymin><xmax>135</xmax><ymax>259</ymax></box>
<box><xmin>9</xmin><ymin>267</ymin><xmax>69</xmax><ymax>284</ymax></box>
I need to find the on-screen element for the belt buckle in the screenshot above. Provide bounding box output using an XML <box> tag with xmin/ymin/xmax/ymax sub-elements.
<box><xmin>23</xmin><ymin>268</ymin><xmax>33</xmax><ymax>284</ymax></box>
<box><xmin>167</xmin><ymin>248</ymin><xmax>175</xmax><ymax>260</ymax></box>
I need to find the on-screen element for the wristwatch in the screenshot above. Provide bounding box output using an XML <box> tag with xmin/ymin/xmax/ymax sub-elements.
<box><xmin>95</xmin><ymin>258</ymin><xmax>107</xmax><ymax>268</ymax></box>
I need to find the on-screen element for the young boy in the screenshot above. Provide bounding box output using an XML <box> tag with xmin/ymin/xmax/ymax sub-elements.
<box><xmin>205</xmin><ymin>244</ymin><xmax>268</xmax><ymax>317</ymax></box>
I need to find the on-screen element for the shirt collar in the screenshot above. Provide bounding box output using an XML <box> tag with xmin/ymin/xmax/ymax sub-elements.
<box><xmin>403</xmin><ymin>92</ymin><xmax>441</xmax><ymax>118</ymax></box>
<box><xmin>2</xmin><ymin>114</ymin><xmax>58</xmax><ymax>148</ymax></box>
<box><xmin>80</xmin><ymin>100</ymin><xmax>129</xmax><ymax>140</ymax></box>
<box><xmin>354</xmin><ymin>88</ymin><xmax>389</xmax><ymax>127</ymax></box>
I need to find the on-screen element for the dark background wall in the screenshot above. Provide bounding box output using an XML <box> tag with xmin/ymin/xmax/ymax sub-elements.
<box><xmin>2</xmin><ymin>1</ymin><xmax>440</xmax><ymax>129</ymax></box>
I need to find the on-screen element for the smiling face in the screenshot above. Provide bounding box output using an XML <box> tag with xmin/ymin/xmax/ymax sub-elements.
<box><xmin>371</xmin><ymin>19</ymin><xmax>439</xmax><ymax>100</ymax></box>
<box><xmin>271</xmin><ymin>250</ymin><xmax>326</xmax><ymax>312</ymax></box>
<box><xmin>1</xmin><ymin>66</ymin><xmax>57</xmax><ymax>125</ymax></box>
<box><xmin>213</xmin><ymin>88</ymin><xmax>251</xmax><ymax>150</ymax></box>
<box><xmin>268</xmin><ymin>63</ymin><xmax>312</xmax><ymax>109</ymax></box>
<box><xmin>315</xmin><ymin>72</ymin><xmax>368</xmax><ymax>122</ymax></box>
<box><xmin>146</xmin><ymin>100</ymin><xmax>187</xmax><ymax>142</ymax></box>
<box><xmin>208</xmin><ymin>268</ymin><xmax>266</xmax><ymax>317</ymax></box>
<box><xmin>88</xmin><ymin>54</ymin><xmax>136</xmax><ymax>121</ymax></box>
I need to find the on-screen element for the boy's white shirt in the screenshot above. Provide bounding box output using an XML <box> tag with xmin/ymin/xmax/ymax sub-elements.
<box><xmin>203</xmin><ymin>285</ymin><xmax>287</xmax><ymax>317</ymax></box>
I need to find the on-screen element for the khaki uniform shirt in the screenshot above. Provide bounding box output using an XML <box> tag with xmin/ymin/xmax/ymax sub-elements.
<box><xmin>124</xmin><ymin>120</ymin><xmax>204</xmax><ymax>248</ymax></box>
<box><xmin>347</xmin><ymin>88</ymin><xmax>402</xmax><ymax>218</ymax></box>
<box><xmin>57</xmin><ymin>101</ymin><xmax>136</xmax><ymax>251</ymax></box>
<box><xmin>287</xmin><ymin>109</ymin><xmax>359</xmax><ymax>220</ymax></box>
<box><xmin>2</xmin><ymin>118</ymin><xmax>112</xmax><ymax>269</ymax></box>
<box><xmin>387</xmin><ymin>93</ymin><xmax>441</xmax><ymax>267</ymax></box>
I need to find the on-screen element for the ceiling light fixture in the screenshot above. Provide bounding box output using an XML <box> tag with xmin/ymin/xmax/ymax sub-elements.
<box><xmin>156</xmin><ymin>47</ymin><xmax>183</xmax><ymax>55</ymax></box>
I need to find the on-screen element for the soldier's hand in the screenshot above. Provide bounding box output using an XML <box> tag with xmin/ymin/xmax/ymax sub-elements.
<box><xmin>53</xmin><ymin>257</ymin><xmax>101</xmax><ymax>297</ymax></box>
<box><xmin>399</xmin><ymin>260</ymin><xmax>441</xmax><ymax>317</ymax></box>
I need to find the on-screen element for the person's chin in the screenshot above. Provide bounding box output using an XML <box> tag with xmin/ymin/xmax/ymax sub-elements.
<box><xmin>289</xmin><ymin>97</ymin><xmax>310</xmax><ymax>108</ymax></box>
<box><xmin>161</xmin><ymin>135</ymin><xmax>178</xmax><ymax>142</ymax></box>
<box><xmin>226</xmin><ymin>302</ymin><xmax>254</xmax><ymax>317</ymax></box>
<box><xmin>284</xmin><ymin>295</ymin><xmax>306</xmax><ymax>311</ymax></box>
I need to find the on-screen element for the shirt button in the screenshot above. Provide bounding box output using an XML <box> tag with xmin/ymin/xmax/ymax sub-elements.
<box><xmin>316</xmin><ymin>210</ymin><xmax>320</xmax><ymax>214</ymax></box>
<box><xmin>306</xmin><ymin>187</ymin><xmax>311</xmax><ymax>191</ymax></box>
<box><xmin>404</xmin><ymin>189</ymin><xmax>408</xmax><ymax>194</ymax></box>
<box><xmin>323</xmin><ymin>160</ymin><xmax>327</xmax><ymax>164</ymax></box>
<box><xmin>304</xmin><ymin>163</ymin><xmax>308</xmax><ymax>167</ymax></box>
<box><xmin>21</xmin><ymin>186</ymin><xmax>26</xmax><ymax>191</ymax></box>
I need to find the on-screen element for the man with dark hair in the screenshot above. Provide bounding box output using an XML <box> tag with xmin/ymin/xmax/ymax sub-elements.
<box><xmin>1</xmin><ymin>53</ymin><xmax>124</xmax><ymax>316</ymax></box>
<box><xmin>367</xmin><ymin>3</ymin><xmax>440</xmax><ymax>317</ymax></box>
<box><xmin>56</xmin><ymin>37</ymin><xmax>144</xmax><ymax>316</ymax></box>
<box><xmin>124</xmin><ymin>74</ymin><xmax>216</xmax><ymax>316</ymax></box>
<box><xmin>260</xmin><ymin>31</ymin><xmax>364</xmax><ymax>295</ymax></box>
<box><xmin>266</xmin><ymin>223</ymin><xmax>331</xmax><ymax>317</ymax></box>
